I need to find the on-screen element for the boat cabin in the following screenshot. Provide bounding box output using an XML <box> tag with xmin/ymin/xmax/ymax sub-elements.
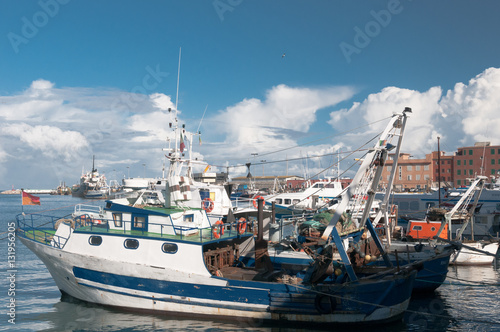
<box><xmin>406</xmin><ymin>220</ymin><xmax>448</xmax><ymax>240</ymax></box>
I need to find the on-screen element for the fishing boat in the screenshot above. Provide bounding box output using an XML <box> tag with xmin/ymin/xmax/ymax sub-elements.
<box><xmin>71</xmin><ymin>156</ymin><xmax>111</xmax><ymax>199</ymax></box>
<box><xmin>377</xmin><ymin>186</ymin><xmax>500</xmax><ymax>236</ymax></box>
<box><xmin>402</xmin><ymin>176</ymin><xmax>499</xmax><ymax>265</ymax></box>
<box><xmin>17</xmin><ymin>108</ymin><xmax>418</xmax><ymax>325</ymax></box>
<box><xmin>263</xmin><ymin>178</ymin><xmax>344</xmax><ymax>216</ymax></box>
<box><xmin>256</xmin><ymin>106</ymin><xmax>453</xmax><ymax>292</ymax></box>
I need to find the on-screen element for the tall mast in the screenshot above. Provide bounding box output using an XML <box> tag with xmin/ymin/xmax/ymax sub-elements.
<box><xmin>175</xmin><ymin>47</ymin><xmax>181</xmax><ymax>112</ymax></box>
<box><xmin>438</xmin><ymin>136</ymin><xmax>441</xmax><ymax>206</ymax></box>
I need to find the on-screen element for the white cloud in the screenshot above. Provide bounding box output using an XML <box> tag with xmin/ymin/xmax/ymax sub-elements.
<box><xmin>328</xmin><ymin>86</ymin><xmax>443</xmax><ymax>157</ymax></box>
<box><xmin>3</xmin><ymin>68</ymin><xmax>500</xmax><ymax>188</ymax></box>
<box><xmin>150</xmin><ymin>92</ymin><xmax>175</xmax><ymax>111</ymax></box>
<box><xmin>440</xmin><ymin>67</ymin><xmax>500</xmax><ymax>145</ymax></box>
<box><xmin>210</xmin><ymin>84</ymin><xmax>356</xmax><ymax>156</ymax></box>
<box><xmin>327</xmin><ymin>68</ymin><xmax>500</xmax><ymax>160</ymax></box>
<box><xmin>26</xmin><ymin>79</ymin><xmax>55</xmax><ymax>98</ymax></box>
<box><xmin>3</xmin><ymin>123</ymin><xmax>89</xmax><ymax>161</ymax></box>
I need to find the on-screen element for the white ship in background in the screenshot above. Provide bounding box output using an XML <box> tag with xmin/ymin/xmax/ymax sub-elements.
<box><xmin>378</xmin><ymin>185</ymin><xmax>500</xmax><ymax>237</ymax></box>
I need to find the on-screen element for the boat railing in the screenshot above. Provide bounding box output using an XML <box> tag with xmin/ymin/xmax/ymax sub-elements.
<box><xmin>16</xmin><ymin>213</ymin><xmax>71</xmax><ymax>249</ymax></box>
<box><xmin>231</xmin><ymin>196</ymin><xmax>256</xmax><ymax>210</ymax></box>
<box><xmin>74</xmin><ymin>204</ymin><xmax>102</xmax><ymax>215</ymax></box>
<box><xmin>71</xmin><ymin>214</ymin><xmax>258</xmax><ymax>243</ymax></box>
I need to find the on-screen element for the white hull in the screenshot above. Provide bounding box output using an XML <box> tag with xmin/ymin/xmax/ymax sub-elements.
<box><xmin>122</xmin><ymin>177</ymin><xmax>157</xmax><ymax>190</ymax></box>
<box><xmin>20</xmin><ymin>236</ymin><xmax>410</xmax><ymax>324</ymax></box>
<box><xmin>450</xmin><ymin>242</ymin><xmax>499</xmax><ymax>265</ymax></box>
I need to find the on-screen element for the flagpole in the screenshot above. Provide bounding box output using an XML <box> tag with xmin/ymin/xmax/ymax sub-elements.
<box><xmin>21</xmin><ymin>188</ymin><xmax>24</xmax><ymax>213</ymax></box>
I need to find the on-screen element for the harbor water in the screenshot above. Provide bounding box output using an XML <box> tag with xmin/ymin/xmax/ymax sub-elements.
<box><xmin>1</xmin><ymin>194</ymin><xmax>499</xmax><ymax>331</ymax></box>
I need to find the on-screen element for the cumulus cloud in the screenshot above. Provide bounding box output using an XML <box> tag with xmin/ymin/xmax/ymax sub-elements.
<box><xmin>210</xmin><ymin>84</ymin><xmax>356</xmax><ymax>156</ymax></box>
<box><xmin>440</xmin><ymin>68</ymin><xmax>500</xmax><ymax>145</ymax></box>
<box><xmin>328</xmin><ymin>86</ymin><xmax>443</xmax><ymax>156</ymax></box>
<box><xmin>3</xmin><ymin>123</ymin><xmax>89</xmax><ymax>161</ymax></box>
<box><xmin>3</xmin><ymin>68</ymin><xmax>500</xmax><ymax>188</ymax></box>
<box><xmin>327</xmin><ymin>67</ymin><xmax>500</xmax><ymax>159</ymax></box>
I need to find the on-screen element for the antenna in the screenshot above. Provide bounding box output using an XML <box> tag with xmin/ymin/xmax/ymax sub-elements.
<box><xmin>197</xmin><ymin>104</ymin><xmax>208</xmax><ymax>133</ymax></box>
<box><xmin>175</xmin><ymin>47</ymin><xmax>181</xmax><ymax>111</ymax></box>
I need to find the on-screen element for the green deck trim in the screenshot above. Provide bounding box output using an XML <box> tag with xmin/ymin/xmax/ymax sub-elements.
<box><xmin>20</xmin><ymin>229</ymin><xmax>57</xmax><ymax>244</ymax></box>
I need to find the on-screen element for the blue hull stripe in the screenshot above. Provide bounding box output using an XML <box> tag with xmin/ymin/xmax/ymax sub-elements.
<box><xmin>73</xmin><ymin>267</ymin><xmax>270</xmax><ymax>305</ymax></box>
<box><xmin>77</xmin><ymin>281</ymin><xmax>270</xmax><ymax>313</ymax></box>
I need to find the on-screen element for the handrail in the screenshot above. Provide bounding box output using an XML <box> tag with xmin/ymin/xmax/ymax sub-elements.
<box><xmin>18</xmin><ymin>211</ymin><xmax>258</xmax><ymax>245</ymax></box>
<box><xmin>16</xmin><ymin>213</ymin><xmax>71</xmax><ymax>249</ymax></box>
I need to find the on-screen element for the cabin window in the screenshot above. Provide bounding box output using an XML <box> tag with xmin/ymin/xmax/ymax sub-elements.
<box><xmin>124</xmin><ymin>239</ymin><xmax>139</xmax><ymax>249</ymax></box>
<box><xmin>89</xmin><ymin>236</ymin><xmax>102</xmax><ymax>246</ymax></box>
<box><xmin>398</xmin><ymin>201</ymin><xmax>409</xmax><ymax>210</ymax></box>
<box><xmin>284</xmin><ymin>199</ymin><xmax>291</xmax><ymax>205</ymax></box>
<box><xmin>162</xmin><ymin>243</ymin><xmax>178</xmax><ymax>254</ymax></box>
<box><xmin>412</xmin><ymin>225</ymin><xmax>422</xmax><ymax>231</ymax></box>
<box><xmin>476</xmin><ymin>216</ymin><xmax>487</xmax><ymax>224</ymax></box>
<box><xmin>276</xmin><ymin>198</ymin><xmax>282</xmax><ymax>204</ymax></box>
<box><xmin>426</xmin><ymin>202</ymin><xmax>435</xmax><ymax>209</ymax></box>
<box><xmin>410</xmin><ymin>201</ymin><xmax>419</xmax><ymax>211</ymax></box>
<box><xmin>184</xmin><ymin>214</ymin><xmax>194</xmax><ymax>223</ymax></box>
<box><xmin>134</xmin><ymin>216</ymin><xmax>145</xmax><ymax>228</ymax></box>
<box><xmin>112</xmin><ymin>213</ymin><xmax>123</xmax><ymax>227</ymax></box>
<box><xmin>292</xmin><ymin>199</ymin><xmax>300</xmax><ymax>204</ymax></box>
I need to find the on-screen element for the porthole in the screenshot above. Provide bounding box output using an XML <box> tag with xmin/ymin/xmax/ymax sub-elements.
<box><xmin>431</xmin><ymin>227</ymin><xmax>436</xmax><ymax>231</ymax></box>
<box><xmin>89</xmin><ymin>236</ymin><xmax>102</xmax><ymax>246</ymax></box>
<box><xmin>162</xmin><ymin>243</ymin><xmax>178</xmax><ymax>254</ymax></box>
<box><xmin>124</xmin><ymin>239</ymin><xmax>139</xmax><ymax>249</ymax></box>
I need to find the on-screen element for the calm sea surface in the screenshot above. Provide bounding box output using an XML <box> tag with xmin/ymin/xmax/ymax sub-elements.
<box><xmin>1</xmin><ymin>194</ymin><xmax>500</xmax><ymax>332</ymax></box>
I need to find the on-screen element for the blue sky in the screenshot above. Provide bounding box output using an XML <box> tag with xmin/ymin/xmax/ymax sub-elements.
<box><xmin>1</xmin><ymin>1</ymin><xmax>500</xmax><ymax>189</ymax></box>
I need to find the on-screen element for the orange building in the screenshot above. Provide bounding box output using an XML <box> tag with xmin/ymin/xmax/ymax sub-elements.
<box><xmin>380</xmin><ymin>153</ymin><xmax>433</xmax><ymax>192</ymax></box>
<box><xmin>454</xmin><ymin>142</ymin><xmax>500</xmax><ymax>187</ymax></box>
